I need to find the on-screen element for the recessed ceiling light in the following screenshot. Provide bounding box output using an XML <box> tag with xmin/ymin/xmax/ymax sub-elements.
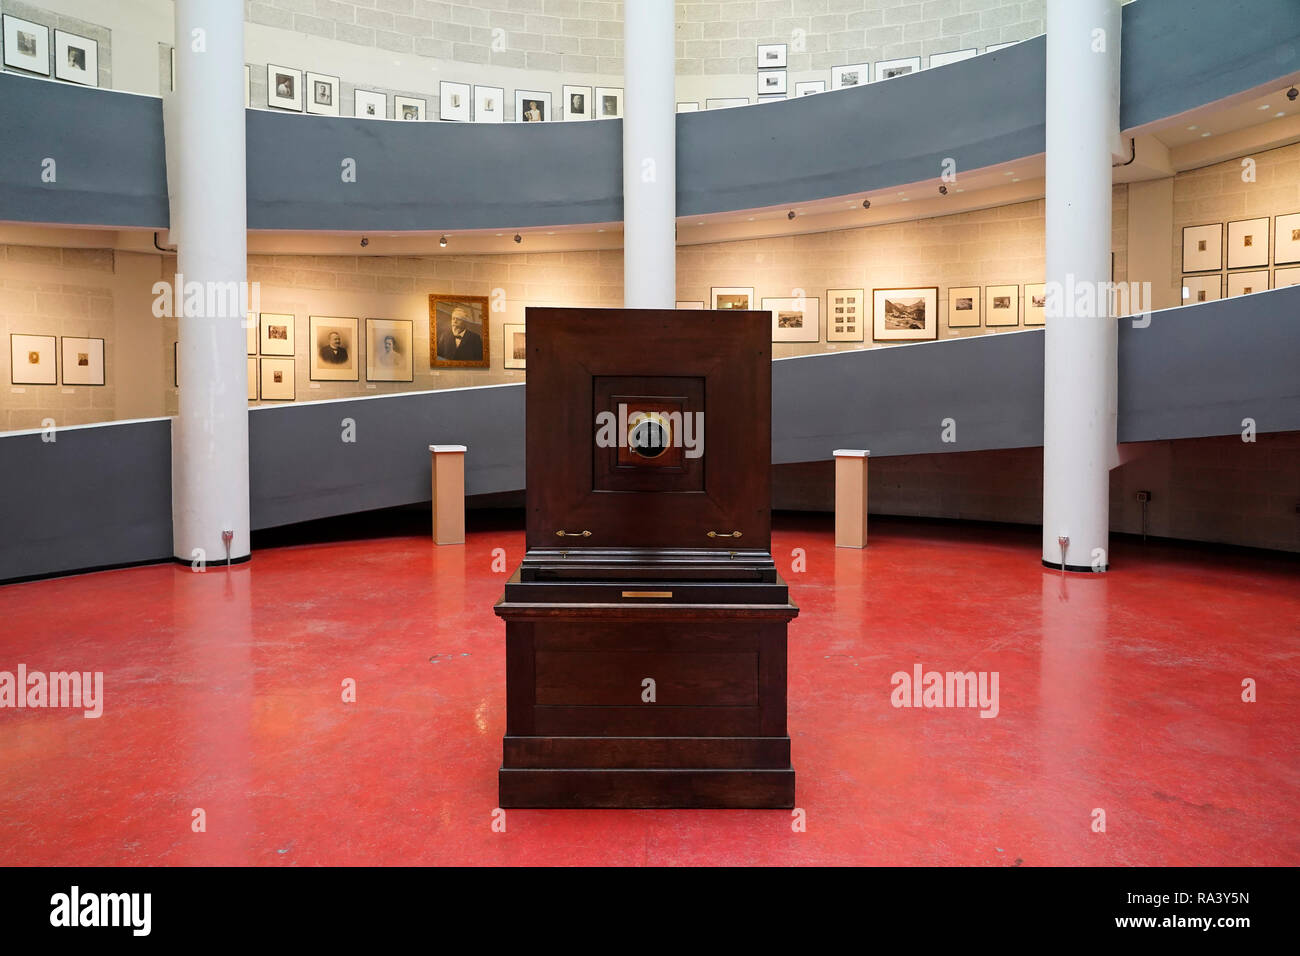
<box><xmin>747</xmin><ymin>216</ymin><xmax>754</xmax><ymax>221</ymax></box>
<box><xmin>1186</xmin><ymin>124</ymin><xmax>1198</xmax><ymax>130</ymax></box>
<box><xmin>546</xmin><ymin>231</ymin><xmax>555</xmax><ymax>235</ymax></box>
<box><xmin>1011</xmin><ymin>177</ymin><xmax>1020</xmax><ymax>182</ymax></box>
<box><xmin>1258</xmin><ymin>104</ymin><xmax>1271</xmax><ymax>110</ymax></box>
<box><xmin>597</xmin><ymin>228</ymin><xmax>605</xmax><ymax>232</ymax></box>
<box><xmin>955</xmin><ymin>188</ymin><xmax>965</xmax><ymax>193</ymax></box>
<box><xmin>1003</xmin><ymin>171</ymin><xmax>1015</xmax><ymax>176</ymax></box>
<box><xmin>1200</xmin><ymin>131</ymin><xmax>1211</xmax><ymax>138</ymax></box>
<box><xmin>1278</xmin><ymin>111</ymin><xmax>1287</xmax><ymax>117</ymax></box>
<box><xmin>900</xmin><ymin>197</ymin><xmax>910</xmax><ymax>202</ymax></box>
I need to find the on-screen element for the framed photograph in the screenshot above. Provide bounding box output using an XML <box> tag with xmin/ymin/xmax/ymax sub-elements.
<box><xmin>795</xmin><ymin>81</ymin><xmax>825</xmax><ymax>97</ymax></box>
<box><xmin>830</xmin><ymin>63</ymin><xmax>870</xmax><ymax>89</ymax></box>
<box><xmin>54</xmin><ymin>30</ymin><xmax>97</xmax><ymax>86</ymax></box>
<box><xmin>877</xmin><ymin>56</ymin><xmax>922</xmax><ymax>80</ymax></box>
<box><xmin>946</xmin><ymin>286</ymin><xmax>981</xmax><ymax>328</ymax></box>
<box><xmin>1024</xmin><ymin>283</ymin><xmax>1047</xmax><ymax>326</ymax></box>
<box><xmin>247</xmin><ymin>357</ymin><xmax>258</xmax><ymax>401</ymax></box>
<box><xmin>474</xmin><ymin>85</ymin><xmax>504</xmax><ymax>123</ymax></box>
<box><xmin>757</xmin><ymin>70</ymin><xmax>787</xmax><ymax>96</ymax></box>
<box><xmin>170</xmin><ymin>47</ymin><xmax>175</xmax><ymax>92</ymax></box>
<box><xmin>430</xmin><ymin>295</ymin><xmax>490</xmax><ymax>368</ymax></box>
<box><xmin>984</xmin><ymin>285</ymin><xmax>1020</xmax><ymax>327</ymax></box>
<box><xmin>259</xmin><ymin>313</ymin><xmax>295</xmax><ymax>356</ymax></box>
<box><xmin>245</xmin><ymin>65</ymin><xmax>251</xmax><ymax>107</ymax></box>
<box><xmin>563</xmin><ymin>85</ymin><xmax>591</xmax><ymax>120</ymax></box>
<box><xmin>873</xmin><ymin>288</ymin><xmax>939</xmax><ymax>341</ymax></box>
<box><xmin>365</xmin><ymin>318</ymin><xmax>414</xmax><ymax>382</ymax></box>
<box><xmin>675</xmin><ymin>301</ymin><xmax>705</xmax><ymax>309</ymax></box>
<box><xmin>710</xmin><ymin>287</ymin><xmax>754</xmax><ymax>310</ymax></box>
<box><xmin>595</xmin><ymin>87</ymin><xmax>623</xmax><ymax>118</ymax></box>
<box><xmin>440</xmin><ymin>80</ymin><xmax>471</xmax><ymax>121</ymax></box>
<box><xmin>758</xmin><ymin>94</ymin><xmax>785</xmax><ymax>104</ymax></box>
<box><xmin>826</xmin><ymin>288</ymin><xmax>865</xmax><ymax>341</ymax></box>
<box><xmin>757</xmin><ymin>43</ymin><xmax>787</xmax><ymax>69</ymax></box>
<box><xmin>309</xmin><ymin>316</ymin><xmax>359</xmax><ymax>381</ymax></box>
<box><xmin>10</xmin><ymin>333</ymin><xmax>56</xmax><ymax>385</ymax></box>
<box><xmin>930</xmin><ymin>49</ymin><xmax>977</xmax><ymax>68</ymax></box>
<box><xmin>676</xmin><ymin>102</ymin><xmax>700</xmax><ymax>112</ymax></box>
<box><xmin>515</xmin><ymin>89</ymin><xmax>551</xmax><ymax>123</ymax></box>
<box><xmin>1181</xmin><ymin>274</ymin><xmax>1222</xmax><ymax>304</ymax></box>
<box><xmin>267</xmin><ymin>65</ymin><xmax>303</xmax><ymax>111</ymax></box>
<box><xmin>986</xmin><ymin>41</ymin><xmax>1018</xmax><ymax>52</ymax></box>
<box><xmin>706</xmin><ymin>97</ymin><xmax>749</xmax><ymax>110</ymax></box>
<box><xmin>395</xmin><ymin>96</ymin><xmax>426</xmax><ymax>121</ymax></box>
<box><xmin>3</xmin><ymin>15</ymin><xmax>49</xmax><ymax>75</ymax></box>
<box><xmin>306</xmin><ymin>71</ymin><xmax>340</xmax><ymax>116</ymax></box>
<box><xmin>503</xmin><ymin>323</ymin><xmax>527</xmax><ymax>370</ymax></box>
<box><xmin>1181</xmin><ymin>223</ymin><xmax>1222</xmax><ymax>272</ymax></box>
<box><xmin>1274</xmin><ymin>266</ymin><xmax>1300</xmax><ymax>289</ymax></box>
<box><xmin>354</xmin><ymin>89</ymin><xmax>386</xmax><ymax>119</ymax></box>
<box><xmin>763</xmin><ymin>296</ymin><xmax>820</xmax><ymax>343</ymax></box>
<box><xmin>60</xmin><ymin>337</ymin><xmax>104</xmax><ymax>386</ymax></box>
<box><xmin>173</xmin><ymin>342</ymin><xmax>178</xmax><ymax>388</ymax></box>
<box><xmin>1227</xmin><ymin>270</ymin><xmax>1270</xmax><ymax>297</ymax></box>
<box><xmin>260</xmin><ymin>358</ymin><xmax>295</xmax><ymax>401</ymax></box>
<box><xmin>1227</xmin><ymin>217</ymin><xmax>1269</xmax><ymax>269</ymax></box>
<box><xmin>1273</xmin><ymin>212</ymin><xmax>1300</xmax><ymax>265</ymax></box>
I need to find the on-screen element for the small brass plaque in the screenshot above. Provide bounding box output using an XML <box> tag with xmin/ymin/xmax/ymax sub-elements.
<box><xmin>621</xmin><ymin>590</ymin><xmax>672</xmax><ymax>598</ymax></box>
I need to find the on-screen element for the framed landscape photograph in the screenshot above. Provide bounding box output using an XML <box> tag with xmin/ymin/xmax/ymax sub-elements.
<box><xmin>563</xmin><ymin>85</ymin><xmax>591</xmax><ymax>120</ymax></box>
<box><xmin>395</xmin><ymin>95</ymin><xmax>426</xmax><ymax>121</ymax></box>
<box><xmin>1274</xmin><ymin>266</ymin><xmax>1300</xmax><ymax>288</ymax></box>
<box><xmin>10</xmin><ymin>333</ymin><xmax>56</xmax><ymax>385</ymax></box>
<box><xmin>947</xmin><ymin>286</ymin><xmax>981</xmax><ymax>328</ymax></box>
<box><xmin>876</xmin><ymin>56</ymin><xmax>922</xmax><ymax>80</ymax></box>
<box><xmin>984</xmin><ymin>285</ymin><xmax>1020</xmax><ymax>326</ymax></box>
<box><xmin>595</xmin><ymin>87</ymin><xmax>623</xmax><ymax>118</ymax></box>
<box><xmin>54</xmin><ymin>30</ymin><xmax>97</xmax><ymax>86</ymax></box>
<box><xmin>440</xmin><ymin>80</ymin><xmax>471</xmax><ymax>121</ymax></box>
<box><xmin>267</xmin><ymin>65</ymin><xmax>303</xmax><ymax>111</ymax></box>
<box><xmin>1273</xmin><ymin>212</ymin><xmax>1300</xmax><ymax>265</ymax></box>
<box><xmin>830</xmin><ymin>63</ymin><xmax>870</xmax><ymax>89</ymax></box>
<box><xmin>247</xmin><ymin>357</ymin><xmax>257</xmax><ymax>401</ymax></box>
<box><xmin>929</xmin><ymin>49</ymin><xmax>977</xmax><ymax>68</ymax></box>
<box><xmin>354</xmin><ymin>89</ymin><xmax>386</xmax><ymax>119</ymax></box>
<box><xmin>676</xmin><ymin>102</ymin><xmax>700</xmax><ymax>112</ymax></box>
<box><xmin>1024</xmin><ymin>282</ymin><xmax>1047</xmax><ymax>326</ymax></box>
<box><xmin>365</xmin><ymin>318</ymin><xmax>414</xmax><ymax>382</ymax></box>
<box><xmin>3</xmin><ymin>15</ymin><xmax>49</xmax><ymax>75</ymax></box>
<box><xmin>503</xmin><ymin>323</ymin><xmax>527</xmax><ymax>370</ymax></box>
<box><xmin>763</xmin><ymin>296</ymin><xmax>820</xmax><ymax>343</ymax></box>
<box><xmin>306</xmin><ymin>71</ymin><xmax>340</xmax><ymax>116</ymax></box>
<box><xmin>515</xmin><ymin>89</ymin><xmax>551</xmax><ymax>123</ymax></box>
<box><xmin>873</xmin><ymin>288</ymin><xmax>939</xmax><ymax>341</ymax></box>
<box><xmin>757</xmin><ymin>70</ymin><xmax>787</xmax><ymax>96</ymax></box>
<box><xmin>710</xmin><ymin>287</ymin><xmax>754</xmax><ymax>310</ymax></box>
<box><xmin>430</xmin><ymin>295</ymin><xmax>490</xmax><ymax>369</ymax></box>
<box><xmin>826</xmin><ymin>288</ymin><xmax>865</xmax><ymax>341</ymax></box>
<box><xmin>795</xmin><ymin>81</ymin><xmax>825</xmax><ymax>97</ymax></box>
<box><xmin>675</xmin><ymin>301</ymin><xmax>705</xmax><ymax>309</ymax></box>
<box><xmin>309</xmin><ymin>316</ymin><xmax>359</xmax><ymax>381</ymax></box>
<box><xmin>706</xmin><ymin>97</ymin><xmax>748</xmax><ymax>109</ymax></box>
<box><xmin>60</xmin><ymin>336</ymin><xmax>104</xmax><ymax>386</ymax></box>
<box><xmin>474</xmin><ymin>85</ymin><xmax>504</xmax><ymax>123</ymax></box>
<box><xmin>1226</xmin><ymin>270</ymin><xmax>1269</xmax><ymax>297</ymax></box>
<box><xmin>1181</xmin><ymin>223</ymin><xmax>1222</xmax><ymax>272</ymax></box>
<box><xmin>259</xmin><ymin>313</ymin><xmax>295</xmax><ymax>356</ymax></box>
<box><xmin>1181</xmin><ymin>274</ymin><xmax>1222</xmax><ymax>304</ymax></box>
<box><xmin>1226</xmin><ymin>217</ymin><xmax>1269</xmax><ymax>269</ymax></box>
<box><xmin>757</xmin><ymin>43</ymin><xmax>787</xmax><ymax>69</ymax></box>
<box><xmin>260</xmin><ymin>358</ymin><xmax>295</xmax><ymax>401</ymax></box>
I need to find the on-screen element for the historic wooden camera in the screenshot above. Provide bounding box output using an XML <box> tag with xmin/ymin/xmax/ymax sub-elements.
<box><xmin>496</xmin><ymin>307</ymin><xmax>798</xmax><ymax>808</ymax></box>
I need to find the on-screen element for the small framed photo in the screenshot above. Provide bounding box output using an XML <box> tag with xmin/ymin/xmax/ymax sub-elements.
<box><xmin>873</xmin><ymin>288</ymin><xmax>939</xmax><ymax>341</ymax></box>
<box><xmin>440</xmin><ymin>80</ymin><xmax>471</xmax><ymax>121</ymax></box>
<box><xmin>1024</xmin><ymin>283</ymin><xmax>1047</xmax><ymax>326</ymax></box>
<box><xmin>57</xmin><ymin>336</ymin><xmax>104</xmax><ymax>386</ymax></box>
<box><xmin>1181</xmin><ymin>274</ymin><xmax>1222</xmax><ymax>303</ymax></box>
<box><xmin>710</xmin><ymin>287</ymin><xmax>754</xmax><ymax>310</ymax></box>
<box><xmin>430</xmin><ymin>295</ymin><xmax>490</xmax><ymax>368</ymax></box>
<box><xmin>830</xmin><ymin>63</ymin><xmax>870</xmax><ymax>89</ymax></box>
<box><xmin>10</xmin><ymin>333</ymin><xmax>56</xmax><ymax>385</ymax></box>
<box><xmin>259</xmin><ymin>313</ymin><xmax>295</xmax><ymax>356</ymax></box>
<box><xmin>474</xmin><ymin>85</ymin><xmax>504</xmax><ymax>122</ymax></box>
<box><xmin>826</xmin><ymin>288</ymin><xmax>865</xmax><ymax>341</ymax></box>
<box><xmin>877</xmin><ymin>56</ymin><xmax>921</xmax><ymax>80</ymax></box>
<box><xmin>764</xmin><ymin>295</ymin><xmax>820</xmax><ymax>343</ymax></box>
<box><xmin>1226</xmin><ymin>270</ymin><xmax>1269</xmax><ymax>297</ymax></box>
<box><xmin>675</xmin><ymin>301</ymin><xmax>705</xmax><ymax>309</ymax></box>
<box><xmin>247</xmin><ymin>357</ymin><xmax>258</xmax><ymax>401</ymax></box>
<box><xmin>706</xmin><ymin>97</ymin><xmax>749</xmax><ymax>110</ymax></box>
<box><xmin>365</xmin><ymin>318</ymin><xmax>414</xmax><ymax>382</ymax></box>
<box><xmin>1227</xmin><ymin>217</ymin><xmax>1269</xmax><ymax>269</ymax></box>
<box><xmin>1182</xmin><ymin>223</ymin><xmax>1222</xmax><ymax>272</ymax></box>
<box><xmin>984</xmin><ymin>285</ymin><xmax>1020</xmax><ymax>326</ymax></box>
<box><xmin>395</xmin><ymin>96</ymin><xmax>426</xmax><ymax>121</ymax></box>
<box><xmin>267</xmin><ymin>65</ymin><xmax>303</xmax><ymax>111</ymax></box>
<box><xmin>3</xmin><ymin>15</ymin><xmax>49</xmax><ymax>75</ymax></box>
<box><xmin>757</xmin><ymin>70</ymin><xmax>787</xmax><ymax>95</ymax></box>
<box><xmin>563</xmin><ymin>85</ymin><xmax>592</xmax><ymax>120</ymax></box>
<box><xmin>1275</xmin><ymin>213</ymin><xmax>1300</xmax><ymax>265</ymax></box>
<box><xmin>759</xmin><ymin>94</ymin><xmax>785</xmax><ymax>104</ymax></box>
<box><xmin>595</xmin><ymin>87</ymin><xmax>623</xmax><ymax>118</ymax></box>
<box><xmin>676</xmin><ymin>102</ymin><xmax>700</xmax><ymax>112</ymax></box>
<box><xmin>1274</xmin><ymin>266</ymin><xmax>1300</xmax><ymax>288</ymax></box>
<box><xmin>929</xmin><ymin>49</ymin><xmax>977</xmax><ymax>68</ymax></box>
<box><xmin>54</xmin><ymin>30</ymin><xmax>97</xmax><ymax>86</ymax></box>
<box><xmin>310</xmin><ymin>316</ymin><xmax>359</xmax><ymax>381</ymax></box>
<box><xmin>986</xmin><ymin>41</ymin><xmax>1018</xmax><ymax>53</ymax></box>
<box><xmin>757</xmin><ymin>43</ymin><xmax>787</xmax><ymax>69</ymax></box>
<box><xmin>794</xmin><ymin>81</ymin><xmax>825</xmax><ymax>97</ymax></box>
<box><xmin>947</xmin><ymin>286</ymin><xmax>981</xmax><ymax>328</ymax></box>
<box><xmin>503</xmin><ymin>323</ymin><xmax>527</xmax><ymax>369</ymax></box>
<box><xmin>354</xmin><ymin>89</ymin><xmax>386</xmax><ymax>119</ymax></box>
<box><xmin>306</xmin><ymin>71</ymin><xmax>340</xmax><ymax>116</ymax></box>
<box><xmin>515</xmin><ymin>89</ymin><xmax>551</xmax><ymax>123</ymax></box>
<box><xmin>260</xmin><ymin>358</ymin><xmax>295</xmax><ymax>401</ymax></box>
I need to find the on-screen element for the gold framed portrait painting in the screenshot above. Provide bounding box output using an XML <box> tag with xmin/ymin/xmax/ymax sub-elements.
<box><xmin>430</xmin><ymin>295</ymin><xmax>490</xmax><ymax>369</ymax></box>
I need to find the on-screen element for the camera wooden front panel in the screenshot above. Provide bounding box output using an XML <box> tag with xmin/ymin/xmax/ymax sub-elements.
<box><xmin>524</xmin><ymin>307</ymin><xmax>771</xmax><ymax>552</ymax></box>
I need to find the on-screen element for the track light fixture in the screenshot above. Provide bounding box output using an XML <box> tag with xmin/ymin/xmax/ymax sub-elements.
<box><xmin>1289</xmin><ymin>87</ymin><xmax>1298</xmax><ymax>101</ymax></box>
<box><xmin>939</xmin><ymin>184</ymin><xmax>948</xmax><ymax>195</ymax></box>
<box><xmin>862</xmin><ymin>199</ymin><xmax>871</xmax><ymax>209</ymax></box>
<box><xmin>513</xmin><ymin>233</ymin><xmax>522</xmax><ymax>244</ymax></box>
<box><xmin>787</xmin><ymin>210</ymin><xmax>796</xmax><ymax>220</ymax></box>
<box><xmin>360</xmin><ymin>236</ymin><xmax>369</xmax><ymax>247</ymax></box>
<box><xmin>439</xmin><ymin>235</ymin><xmax>448</xmax><ymax>248</ymax></box>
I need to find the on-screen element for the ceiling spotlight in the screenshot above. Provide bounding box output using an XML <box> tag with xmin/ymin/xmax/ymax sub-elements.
<box><xmin>360</xmin><ymin>236</ymin><xmax>369</xmax><ymax>248</ymax></box>
<box><xmin>862</xmin><ymin>199</ymin><xmax>871</xmax><ymax>209</ymax></box>
<box><xmin>1288</xmin><ymin>87</ymin><xmax>1298</xmax><ymax>101</ymax></box>
<box><xmin>513</xmin><ymin>233</ymin><xmax>522</xmax><ymax>244</ymax></box>
<box><xmin>439</xmin><ymin>235</ymin><xmax>448</xmax><ymax>248</ymax></box>
<box><xmin>938</xmin><ymin>184</ymin><xmax>948</xmax><ymax>195</ymax></box>
<box><xmin>787</xmin><ymin>210</ymin><xmax>796</xmax><ymax>220</ymax></box>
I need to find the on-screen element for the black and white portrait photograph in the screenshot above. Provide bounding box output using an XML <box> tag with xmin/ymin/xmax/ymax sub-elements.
<box><xmin>596</xmin><ymin>86</ymin><xmax>623</xmax><ymax>118</ymax></box>
<box><xmin>515</xmin><ymin>90</ymin><xmax>551</xmax><ymax>123</ymax></box>
<box><xmin>395</xmin><ymin>96</ymin><xmax>425</xmax><ymax>121</ymax></box>
<box><xmin>306</xmin><ymin>72</ymin><xmax>340</xmax><ymax>116</ymax></box>
<box><xmin>3</xmin><ymin>15</ymin><xmax>49</xmax><ymax>75</ymax></box>
<box><xmin>430</xmin><ymin>295</ymin><xmax>490</xmax><ymax>368</ymax></box>
<box><xmin>54</xmin><ymin>29</ymin><xmax>96</xmax><ymax>86</ymax></box>
<box><xmin>267</xmin><ymin>64</ymin><xmax>302</xmax><ymax>111</ymax></box>
<box><xmin>365</xmin><ymin>318</ymin><xmax>414</xmax><ymax>382</ymax></box>
<box><xmin>309</xmin><ymin>315</ymin><xmax>359</xmax><ymax>381</ymax></box>
<box><xmin>563</xmin><ymin>85</ymin><xmax>591</xmax><ymax>121</ymax></box>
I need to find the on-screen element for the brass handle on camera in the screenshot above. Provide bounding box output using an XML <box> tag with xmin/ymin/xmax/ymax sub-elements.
<box><xmin>555</xmin><ymin>530</ymin><xmax>592</xmax><ymax>538</ymax></box>
<box><xmin>706</xmin><ymin>530</ymin><xmax>743</xmax><ymax>538</ymax></box>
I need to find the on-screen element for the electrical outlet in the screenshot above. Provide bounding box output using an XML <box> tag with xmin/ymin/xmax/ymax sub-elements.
<box><xmin>1136</xmin><ymin>490</ymin><xmax>1151</xmax><ymax>503</ymax></box>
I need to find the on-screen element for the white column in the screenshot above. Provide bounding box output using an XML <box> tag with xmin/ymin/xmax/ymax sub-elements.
<box><xmin>622</xmin><ymin>0</ymin><xmax>676</xmax><ymax>308</ymax></box>
<box><xmin>170</xmin><ymin>0</ymin><xmax>250</xmax><ymax>564</ymax></box>
<box><xmin>1042</xmin><ymin>0</ymin><xmax>1120</xmax><ymax>571</ymax></box>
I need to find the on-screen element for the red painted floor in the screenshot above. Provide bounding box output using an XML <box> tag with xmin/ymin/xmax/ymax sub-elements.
<box><xmin>0</xmin><ymin>516</ymin><xmax>1296</xmax><ymax>866</ymax></box>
